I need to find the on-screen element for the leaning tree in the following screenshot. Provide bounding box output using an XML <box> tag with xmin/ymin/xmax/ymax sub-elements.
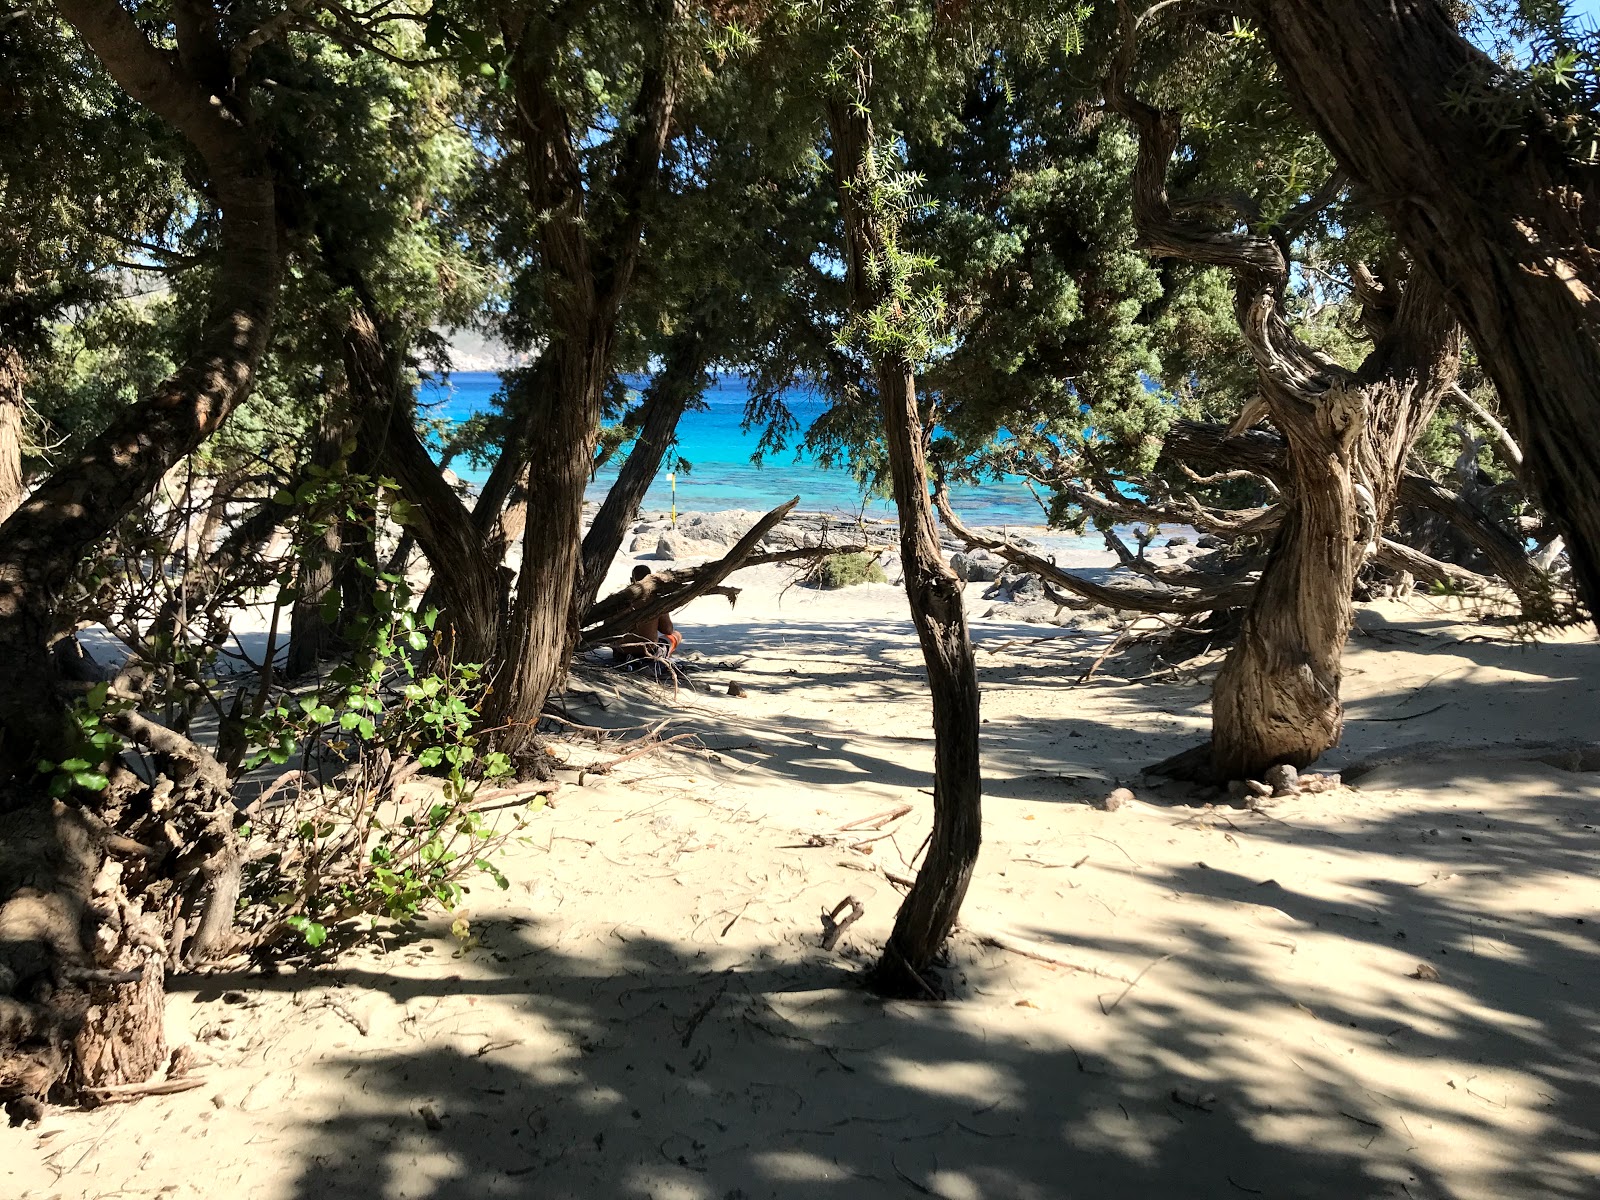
<box><xmin>1248</xmin><ymin>0</ymin><xmax>1600</xmax><ymax>623</ymax></box>
<box><xmin>1102</xmin><ymin>5</ymin><xmax>1463</xmax><ymax>782</ymax></box>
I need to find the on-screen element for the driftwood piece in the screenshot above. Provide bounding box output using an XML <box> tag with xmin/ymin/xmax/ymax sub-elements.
<box><xmin>936</xmin><ymin>488</ymin><xmax>1256</xmax><ymax>615</ymax></box>
<box><xmin>582</xmin><ymin>498</ymin><xmax>869</xmax><ymax>643</ymax></box>
<box><xmin>819</xmin><ymin>896</ymin><xmax>865</xmax><ymax>951</ymax></box>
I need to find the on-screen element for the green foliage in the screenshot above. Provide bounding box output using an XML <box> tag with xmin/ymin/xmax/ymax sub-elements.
<box><xmin>836</xmin><ymin>142</ymin><xmax>950</xmax><ymax>368</ymax></box>
<box><xmin>0</xmin><ymin>15</ymin><xmax>187</xmax><ymax>350</ymax></box>
<box><xmin>1455</xmin><ymin>1</ymin><xmax>1600</xmax><ymax>164</ymax></box>
<box><xmin>812</xmin><ymin>551</ymin><xmax>888</xmax><ymax>588</ymax></box>
<box><xmin>239</xmin><ymin>475</ymin><xmax>520</xmax><ymax>950</ymax></box>
<box><xmin>35</xmin><ymin>682</ymin><xmax>124</xmax><ymax>797</ymax></box>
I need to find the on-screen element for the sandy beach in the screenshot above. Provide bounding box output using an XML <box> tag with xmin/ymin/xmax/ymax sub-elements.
<box><xmin>9</xmin><ymin>518</ymin><xmax>1598</xmax><ymax>1200</ymax></box>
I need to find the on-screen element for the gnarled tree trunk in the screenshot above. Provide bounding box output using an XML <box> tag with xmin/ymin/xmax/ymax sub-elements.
<box><xmin>0</xmin><ymin>344</ymin><xmax>24</xmax><ymax>524</ymax></box>
<box><xmin>1253</xmin><ymin>0</ymin><xmax>1600</xmax><ymax>623</ymax></box>
<box><xmin>1110</xmin><ymin>15</ymin><xmax>1460</xmax><ymax>783</ymax></box>
<box><xmin>484</xmin><ymin>2</ymin><xmax>681</xmax><ymax>759</ymax></box>
<box><xmin>827</xmin><ymin>82</ymin><xmax>983</xmax><ymax>997</ymax></box>
<box><xmin>1208</xmin><ymin>357</ymin><xmax>1455</xmax><ymax>780</ymax></box>
<box><xmin>576</xmin><ymin>319</ymin><xmax>709</xmax><ymax>614</ymax></box>
<box><xmin>0</xmin><ymin>0</ymin><xmax>279</xmax><ymax>1110</ymax></box>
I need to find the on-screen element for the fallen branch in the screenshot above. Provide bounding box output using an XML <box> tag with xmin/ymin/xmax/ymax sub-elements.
<box><xmin>937</xmin><ymin>487</ymin><xmax>1255</xmax><ymax>615</ymax></box>
<box><xmin>972</xmin><ymin>933</ymin><xmax>1134</xmax><ymax>982</ymax></box>
<box><xmin>819</xmin><ymin>895</ymin><xmax>865</xmax><ymax>951</ymax></box>
<box><xmin>467</xmin><ymin>779</ymin><xmax>561</xmax><ymax>808</ymax></box>
<box><xmin>582</xmin><ymin>498</ymin><xmax>839</xmax><ymax>643</ymax></box>
<box><xmin>82</xmin><ymin>1077</ymin><xmax>207</xmax><ymax>1104</ymax></box>
<box><xmin>836</xmin><ymin>803</ymin><xmax>912</xmax><ymax>832</ymax></box>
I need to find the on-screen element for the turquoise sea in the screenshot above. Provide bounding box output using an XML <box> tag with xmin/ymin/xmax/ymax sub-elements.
<box><xmin>421</xmin><ymin>371</ymin><xmax>1075</xmax><ymax>534</ymax></box>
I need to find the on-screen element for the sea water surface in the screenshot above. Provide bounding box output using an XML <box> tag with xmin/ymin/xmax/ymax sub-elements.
<box><xmin>422</xmin><ymin>371</ymin><xmax>1098</xmax><ymax>546</ymax></box>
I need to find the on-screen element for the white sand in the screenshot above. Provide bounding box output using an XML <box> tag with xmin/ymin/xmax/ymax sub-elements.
<box><xmin>10</xmin><ymin>550</ymin><xmax>1599</xmax><ymax>1200</ymax></box>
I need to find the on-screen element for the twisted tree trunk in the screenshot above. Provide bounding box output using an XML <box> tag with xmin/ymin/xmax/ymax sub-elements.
<box><xmin>827</xmin><ymin>84</ymin><xmax>982</xmax><ymax>997</ymax></box>
<box><xmin>1253</xmin><ymin>0</ymin><xmax>1600</xmax><ymax>623</ymax></box>
<box><xmin>0</xmin><ymin>0</ymin><xmax>279</xmax><ymax>1111</ymax></box>
<box><xmin>1110</xmin><ymin>15</ymin><xmax>1459</xmax><ymax>783</ymax></box>
<box><xmin>576</xmin><ymin>319</ymin><xmax>709</xmax><ymax>614</ymax></box>
<box><xmin>0</xmin><ymin>343</ymin><xmax>23</xmax><ymax>524</ymax></box>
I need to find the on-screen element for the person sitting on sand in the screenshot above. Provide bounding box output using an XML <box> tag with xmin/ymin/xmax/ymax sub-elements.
<box><xmin>614</xmin><ymin>564</ymin><xmax>683</xmax><ymax>663</ymax></box>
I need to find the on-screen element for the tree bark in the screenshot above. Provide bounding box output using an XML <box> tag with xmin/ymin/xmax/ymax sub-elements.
<box><xmin>340</xmin><ymin>303</ymin><xmax>509</xmax><ymax>667</ymax></box>
<box><xmin>1252</xmin><ymin>0</ymin><xmax>1600</xmax><ymax>622</ymax></box>
<box><xmin>285</xmin><ymin>404</ymin><xmax>356</xmax><ymax>678</ymax></box>
<box><xmin>827</xmin><ymin>84</ymin><xmax>983</xmax><ymax>998</ymax></box>
<box><xmin>1109</xmin><ymin>17</ymin><xmax>1460</xmax><ymax>782</ymax></box>
<box><xmin>0</xmin><ymin>344</ymin><xmax>24</xmax><ymax>524</ymax></box>
<box><xmin>1</xmin><ymin>0</ymin><xmax>278</xmax><ymax>1109</ymax></box>
<box><xmin>576</xmin><ymin>320</ymin><xmax>709</xmax><ymax>614</ymax></box>
<box><xmin>0</xmin><ymin>0</ymin><xmax>279</xmax><ymax>761</ymax></box>
<box><xmin>484</xmin><ymin>3</ymin><xmax>681</xmax><ymax>758</ymax></box>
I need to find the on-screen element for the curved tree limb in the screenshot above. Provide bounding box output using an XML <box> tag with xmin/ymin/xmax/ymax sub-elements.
<box><xmin>580</xmin><ymin>497</ymin><xmax>800</xmax><ymax>643</ymax></box>
<box><xmin>935</xmin><ymin>486</ymin><xmax>1257</xmax><ymax>615</ymax></box>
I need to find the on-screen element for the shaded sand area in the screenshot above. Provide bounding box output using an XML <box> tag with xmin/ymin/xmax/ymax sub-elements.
<box><xmin>9</xmin><ymin>571</ymin><xmax>1600</xmax><ymax>1200</ymax></box>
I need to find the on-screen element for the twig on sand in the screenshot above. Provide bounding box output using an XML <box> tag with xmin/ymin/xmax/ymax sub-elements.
<box><xmin>680</xmin><ymin>974</ymin><xmax>733</xmax><ymax>1048</ymax></box>
<box><xmin>588</xmin><ymin>732</ymin><xmax>699</xmax><ymax>775</ymax></box>
<box><xmin>720</xmin><ymin>903</ymin><xmax>750</xmax><ymax>938</ymax></box>
<box><xmin>877</xmin><ymin>865</ymin><xmax>916</xmax><ymax>890</ymax></box>
<box><xmin>1363</xmin><ymin>703</ymin><xmax>1448</xmax><ymax>723</ymax></box>
<box><xmin>1099</xmin><ymin>953</ymin><xmax>1175</xmax><ymax>1014</ymax></box>
<box><xmin>1082</xmin><ymin>833</ymin><xmax>1142</xmax><ymax>869</ymax></box>
<box><xmin>820</xmin><ymin>895</ymin><xmax>865</xmax><ymax>951</ymax></box>
<box><xmin>836</xmin><ymin>802</ymin><xmax>913</xmax><ymax>832</ymax></box>
<box><xmin>83</xmin><ymin>1077</ymin><xmax>207</xmax><ymax>1104</ymax></box>
<box><xmin>468</xmin><ymin>779</ymin><xmax>561</xmax><ymax>810</ymax></box>
<box><xmin>891</xmin><ymin>1153</ymin><xmax>936</xmax><ymax>1195</ymax></box>
<box><xmin>1077</xmin><ymin>628</ymin><xmax>1138</xmax><ymax>684</ymax></box>
<box><xmin>972</xmin><ymin>933</ymin><xmax>1134</xmax><ymax>982</ymax></box>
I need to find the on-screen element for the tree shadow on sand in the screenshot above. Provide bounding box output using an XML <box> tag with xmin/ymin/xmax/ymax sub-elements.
<box><xmin>169</xmin><ymin>758</ymin><xmax>1599</xmax><ymax>1200</ymax></box>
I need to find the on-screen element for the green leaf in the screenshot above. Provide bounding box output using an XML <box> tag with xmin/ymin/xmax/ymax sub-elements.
<box><xmin>287</xmin><ymin>915</ymin><xmax>328</xmax><ymax>948</ymax></box>
<box><xmin>72</xmin><ymin>770</ymin><xmax>110</xmax><ymax>791</ymax></box>
<box><xmin>58</xmin><ymin>758</ymin><xmax>91</xmax><ymax>772</ymax></box>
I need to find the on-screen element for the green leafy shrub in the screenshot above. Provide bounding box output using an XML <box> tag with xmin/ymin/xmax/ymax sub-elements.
<box><xmin>813</xmin><ymin>552</ymin><xmax>888</xmax><ymax>589</ymax></box>
<box><xmin>234</xmin><ymin>475</ymin><xmax>526</xmax><ymax>951</ymax></box>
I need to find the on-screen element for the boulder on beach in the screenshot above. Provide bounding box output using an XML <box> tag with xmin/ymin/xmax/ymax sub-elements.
<box><xmin>983</xmin><ymin>568</ymin><xmax>1045</xmax><ymax>602</ymax></box>
<box><xmin>673</xmin><ymin>511</ymin><xmax>764</xmax><ymax>546</ymax></box>
<box><xmin>950</xmin><ymin>549</ymin><xmax>1004</xmax><ymax>583</ymax></box>
<box><xmin>655</xmin><ymin>531</ymin><xmax>726</xmax><ymax>561</ymax></box>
